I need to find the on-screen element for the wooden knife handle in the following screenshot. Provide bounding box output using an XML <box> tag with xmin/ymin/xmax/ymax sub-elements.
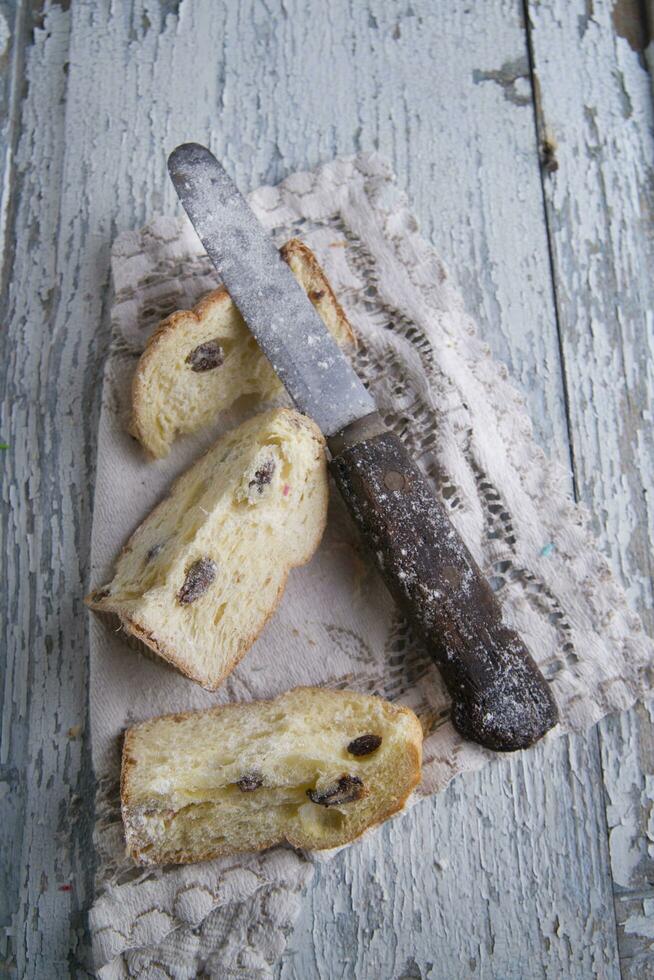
<box><xmin>328</xmin><ymin>414</ymin><xmax>559</xmax><ymax>752</ymax></box>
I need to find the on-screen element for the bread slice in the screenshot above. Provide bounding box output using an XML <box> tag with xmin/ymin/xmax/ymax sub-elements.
<box><xmin>121</xmin><ymin>687</ymin><xmax>423</xmax><ymax>865</ymax></box>
<box><xmin>131</xmin><ymin>239</ymin><xmax>355</xmax><ymax>458</ymax></box>
<box><xmin>85</xmin><ymin>409</ymin><xmax>328</xmax><ymax>689</ymax></box>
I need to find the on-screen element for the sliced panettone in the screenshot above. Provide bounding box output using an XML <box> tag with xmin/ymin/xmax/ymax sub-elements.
<box><xmin>131</xmin><ymin>239</ymin><xmax>355</xmax><ymax>458</ymax></box>
<box><xmin>86</xmin><ymin>408</ymin><xmax>328</xmax><ymax>689</ymax></box>
<box><xmin>121</xmin><ymin>687</ymin><xmax>423</xmax><ymax>865</ymax></box>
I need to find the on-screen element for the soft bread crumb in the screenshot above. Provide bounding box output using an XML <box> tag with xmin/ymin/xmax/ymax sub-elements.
<box><xmin>121</xmin><ymin>687</ymin><xmax>423</xmax><ymax>865</ymax></box>
<box><xmin>85</xmin><ymin>408</ymin><xmax>328</xmax><ymax>689</ymax></box>
<box><xmin>131</xmin><ymin>239</ymin><xmax>355</xmax><ymax>458</ymax></box>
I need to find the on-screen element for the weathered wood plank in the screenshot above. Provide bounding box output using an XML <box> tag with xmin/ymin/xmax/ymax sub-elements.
<box><xmin>528</xmin><ymin>0</ymin><xmax>654</xmax><ymax>618</ymax></box>
<box><xmin>0</xmin><ymin>3</ymin><xmax>34</xmax><ymax>967</ymax></box>
<box><xmin>527</xmin><ymin>0</ymin><xmax>654</xmax><ymax>974</ymax></box>
<box><xmin>0</xmin><ymin>1</ymin><xmax>27</xmax><ymax>296</ymax></box>
<box><xmin>0</xmin><ymin>3</ymin><xmax>100</xmax><ymax>976</ymax></box>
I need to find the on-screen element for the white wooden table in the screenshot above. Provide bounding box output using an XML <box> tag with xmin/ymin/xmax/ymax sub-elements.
<box><xmin>2</xmin><ymin>1</ymin><xmax>653</xmax><ymax>977</ymax></box>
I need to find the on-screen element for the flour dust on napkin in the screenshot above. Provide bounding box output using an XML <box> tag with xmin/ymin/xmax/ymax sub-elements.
<box><xmin>88</xmin><ymin>154</ymin><xmax>653</xmax><ymax>978</ymax></box>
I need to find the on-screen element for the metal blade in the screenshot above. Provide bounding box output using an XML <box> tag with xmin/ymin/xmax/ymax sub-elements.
<box><xmin>167</xmin><ymin>143</ymin><xmax>376</xmax><ymax>436</ymax></box>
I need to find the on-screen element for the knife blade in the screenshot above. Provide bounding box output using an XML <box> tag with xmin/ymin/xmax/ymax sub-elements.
<box><xmin>168</xmin><ymin>143</ymin><xmax>559</xmax><ymax>752</ymax></box>
<box><xmin>167</xmin><ymin>143</ymin><xmax>375</xmax><ymax>436</ymax></box>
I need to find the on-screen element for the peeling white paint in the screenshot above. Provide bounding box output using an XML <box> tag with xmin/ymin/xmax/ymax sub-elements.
<box><xmin>0</xmin><ymin>12</ymin><xmax>9</xmax><ymax>59</ymax></box>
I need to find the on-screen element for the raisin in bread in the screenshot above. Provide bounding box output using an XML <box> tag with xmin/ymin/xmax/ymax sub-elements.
<box><xmin>131</xmin><ymin>239</ymin><xmax>355</xmax><ymax>458</ymax></box>
<box><xmin>86</xmin><ymin>409</ymin><xmax>328</xmax><ymax>689</ymax></box>
<box><xmin>121</xmin><ymin>687</ymin><xmax>423</xmax><ymax>865</ymax></box>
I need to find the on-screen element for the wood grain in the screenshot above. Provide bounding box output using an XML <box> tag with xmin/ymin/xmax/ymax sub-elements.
<box><xmin>528</xmin><ymin>1</ymin><xmax>654</xmax><ymax>974</ymax></box>
<box><xmin>282</xmin><ymin>735</ymin><xmax>618</xmax><ymax>979</ymax></box>
<box><xmin>1</xmin><ymin>4</ymin><xmax>95</xmax><ymax>977</ymax></box>
<box><xmin>0</xmin><ymin>0</ymin><xmax>650</xmax><ymax>977</ymax></box>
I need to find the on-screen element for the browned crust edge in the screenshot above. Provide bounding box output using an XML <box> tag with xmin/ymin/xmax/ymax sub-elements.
<box><xmin>84</xmin><ymin>410</ymin><xmax>329</xmax><ymax>689</ymax></box>
<box><xmin>130</xmin><ymin>238</ymin><xmax>356</xmax><ymax>458</ymax></box>
<box><xmin>87</xmin><ymin>518</ymin><xmax>324</xmax><ymax>692</ymax></box>
<box><xmin>279</xmin><ymin>238</ymin><xmax>356</xmax><ymax>348</ymax></box>
<box><xmin>129</xmin><ymin>288</ymin><xmax>233</xmax><ymax>457</ymax></box>
<box><xmin>120</xmin><ymin>692</ymin><xmax>422</xmax><ymax>865</ymax></box>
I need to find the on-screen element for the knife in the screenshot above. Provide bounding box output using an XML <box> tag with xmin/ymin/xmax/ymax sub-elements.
<box><xmin>168</xmin><ymin>143</ymin><xmax>559</xmax><ymax>752</ymax></box>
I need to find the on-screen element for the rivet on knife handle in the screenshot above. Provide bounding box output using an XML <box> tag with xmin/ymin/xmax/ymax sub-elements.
<box><xmin>329</xmin><ymin>414</ymin><xmax>559</xmax><ymax>752</ymax></box>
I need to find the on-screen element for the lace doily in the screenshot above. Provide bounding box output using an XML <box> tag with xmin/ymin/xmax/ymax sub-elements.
<box><xmin>88</xmin><ymin>154</ymin><xmax>653</xmax><ymax>978</ymax></box>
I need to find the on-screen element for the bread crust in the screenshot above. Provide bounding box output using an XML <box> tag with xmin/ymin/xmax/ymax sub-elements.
<box><xmin>85</xmin><ymin>408</ymin><xmax>328</xmax><ymax>689</ymax></box>
<box><xmin>121</xmin><ymin>688</ymin><xmax>423</xmax><ymax>864</ymax></box>
<box><xmin>130</xmin><ymin>238</ymin><xmax>355</xmax><ymax>458</ymax></box>
<box><xmin>87</xmin><ymin>543</ymin><xmax>324</xmax><ymax>691</ymax></box>
<box><xmin>279</xmin><ymin>239</ymin><xmax>355</xmax><ymax>347</ymax></box>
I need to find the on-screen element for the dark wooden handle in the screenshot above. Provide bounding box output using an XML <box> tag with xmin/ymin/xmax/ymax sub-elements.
<box><xmin>328</xmin><ymin>415</ymin><xmax>558</xmax><ymax>752</ymax></box>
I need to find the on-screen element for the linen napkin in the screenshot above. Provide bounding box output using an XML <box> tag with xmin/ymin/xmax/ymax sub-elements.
<box><xmin>88</xmin><ymin>154</ymin><xmax>653</xmax><ymax>978</ymax></box>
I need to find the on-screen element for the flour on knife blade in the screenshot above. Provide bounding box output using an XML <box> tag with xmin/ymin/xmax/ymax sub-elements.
<box><xmin>167</xmin><ymin>143</ymin><xmax>375</xmax><ymax>436</ymax></box>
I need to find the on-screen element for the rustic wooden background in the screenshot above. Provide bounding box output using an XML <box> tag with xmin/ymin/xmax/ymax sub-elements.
<box><xmin>1</xmin><ymin>0</ymin><xmax>653</xmax><ymax>977</ymax></box>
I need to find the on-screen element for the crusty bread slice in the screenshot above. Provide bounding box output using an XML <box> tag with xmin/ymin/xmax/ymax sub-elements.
<box><xmin>86</xmin><ymin>409</ymin><xmax>328</xmax><ymax>689</ymax></box>
<box><xmin>121</xmin><ymin>687</ymin><xmax>423</xmax><ymax>865</ymax></box>
<box><xmin>131</xmin><ymin>239</ymin><xmax>355</xmax><ymax>458</ymax></box>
